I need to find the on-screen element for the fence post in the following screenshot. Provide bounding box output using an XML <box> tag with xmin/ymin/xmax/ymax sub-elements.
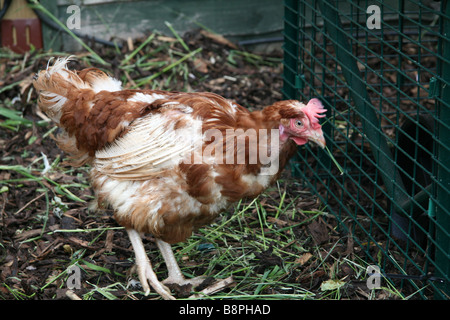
<box><xmin>435</xmin><ymin>0</ymin><xmax>450</xmax><ymax>300</ymax></box>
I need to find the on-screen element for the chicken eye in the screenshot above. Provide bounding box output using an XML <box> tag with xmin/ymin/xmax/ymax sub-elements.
<box><xmin>294</xmin><ymin>120</ymin><xmax>303</xmax><ymax>128</ymax></box>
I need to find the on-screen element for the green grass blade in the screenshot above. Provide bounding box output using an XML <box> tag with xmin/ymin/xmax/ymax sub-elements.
<box><xmin>121</xmin><ymin>33</ymin><xmax>156</xmax><ymax>66</ymax></box>
<box><xmin>0</xmin><ymin>107</ymin><xmax>32</xmax><ymax>124</ymax></box>
<box><xmin>165</xmin><ymin>21</ymin><xmax>190</xmax><ymax>52</ymax></box>
<box><xmin>134</xmin><ymin>47</ymin><xmax>202</xmax><ymax>87</ymax></box>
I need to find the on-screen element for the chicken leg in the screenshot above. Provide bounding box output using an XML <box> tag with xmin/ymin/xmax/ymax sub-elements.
<box><xmin>126</xmin><ymin>229</ymin><xmax>175</xmax><ymax>300</ymax></box>
<box><xmin>156</xmin><ymin>239</ymin><xmax>206</xmax><ymax>287</ymax></box>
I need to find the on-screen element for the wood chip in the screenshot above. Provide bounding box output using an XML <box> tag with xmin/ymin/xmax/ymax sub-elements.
<box><xmin>193</xmin><ymin>57</ymin><xmax>209</xmax><ymax>73</ymax></box>
<box><xmin>105</xmin><ymin>229</ymin><xmax>114</xmax><ymax>252</ymax></box>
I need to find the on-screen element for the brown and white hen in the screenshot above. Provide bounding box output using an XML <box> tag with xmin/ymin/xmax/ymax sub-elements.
<box><xmin>33</xmin><ymin>57</ymin><xmax>326</xmax><ymax>299</ymax></box>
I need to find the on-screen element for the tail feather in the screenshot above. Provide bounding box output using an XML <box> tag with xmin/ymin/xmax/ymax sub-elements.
<box><xmin>33</xmin><ymin>56</ymin><xmax>89</xmax><ymax>124</ymax></box>
<box><xmin>34</xmin><ymin>57</ymin><xmax>163</xmax><ymax>167</ymax></box>
<box><xmin>33</xmin><ymin>57</ymin><xmax>124</xmax><ymax>165</ymax></box>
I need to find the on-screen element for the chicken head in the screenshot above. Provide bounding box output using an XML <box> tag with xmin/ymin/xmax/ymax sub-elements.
<box><xmin>278</xmin><ymin>98</ymin><xmax>327</xmax><ymax>148</ymax></box>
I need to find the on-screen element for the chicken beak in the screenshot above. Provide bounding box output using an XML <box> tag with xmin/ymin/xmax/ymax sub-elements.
<box><xmin>310</xmin><ymin>132</ymin><xmax>326</xmax><ymax>149</ymax></box>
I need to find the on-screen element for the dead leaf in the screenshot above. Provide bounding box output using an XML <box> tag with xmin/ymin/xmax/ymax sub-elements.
<box><xmin>295</xmin><ymin>253</ymin><xmax>313</xmax><ymax>266</ymax></box>
<box><xmin>345</xmin><ymin>230</ymin><xmax>354</xmax><ymax>255</ymax></box>
<box><xmin>320</xmin><ymin>279</ymin><xmax>346</xmax><ymax>291</ymax></box>
<box><xmin>307</xmin><ymin>220</ymin><xmax>329</xmax><ymax>245</ymax></box>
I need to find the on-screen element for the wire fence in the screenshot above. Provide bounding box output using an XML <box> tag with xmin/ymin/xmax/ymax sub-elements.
<box><xmin>282</xmin><ymin>0</ymin><xmax>450</xmax><ymax>299</ymax></box>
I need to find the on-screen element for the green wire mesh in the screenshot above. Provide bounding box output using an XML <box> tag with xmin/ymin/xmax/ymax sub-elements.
<box><xmin>283</xmin><ymin>0</ymin><xmax>450</xmax><ymax>299</ymax></box>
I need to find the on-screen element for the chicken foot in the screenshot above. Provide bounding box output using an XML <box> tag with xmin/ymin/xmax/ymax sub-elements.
<box><xmin>156</xmin><ymin>239</ymin><xmax>206</xmax><ymax>288</ymax></box>
<box><xmin>126</xmin><ymin>229</ymin><xmax>175</xmax><ymax>300</ymax></box>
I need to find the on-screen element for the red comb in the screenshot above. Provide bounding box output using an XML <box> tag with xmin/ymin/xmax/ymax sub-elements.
<box><xmin>302</xmin><ymin>98</ymin><xmax>327</xmax><ymax>129</ymax></box>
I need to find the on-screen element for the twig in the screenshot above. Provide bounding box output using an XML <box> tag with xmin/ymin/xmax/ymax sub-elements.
<box><xmin>124</xmin><ymin>70</ymin><xmax>137</xmax><ymax>88</ymax></box>
<box><xmin>14</xmin><ymin>192</ymin><xmax>45</xmax><ymax>216</ymax></box>
<box><xmin>14</xmin><ymin>224</ymin><xmax>60</xmax><ymax>242</ymax></box>
<box><xmin>188</xmin><ymin>276</ymin><xmax>234</xmax><ymax>299</ymax></box>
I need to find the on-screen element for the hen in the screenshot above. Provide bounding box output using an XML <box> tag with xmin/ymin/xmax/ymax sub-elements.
<box><xmin>33</xmin><ymin>57</ymin><xmax>326</xmax><ymax>300</ymax></box>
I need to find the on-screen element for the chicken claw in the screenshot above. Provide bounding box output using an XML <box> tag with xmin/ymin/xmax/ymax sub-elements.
<box><xmin>156</xmin><ymin>239</ymin><xmax>206</xmax><ymax>288</ymax></box>
<box><xmin>127</xmin><ymin>229</ymin><xmax>175</xmax><ymax>300</ymax></box>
